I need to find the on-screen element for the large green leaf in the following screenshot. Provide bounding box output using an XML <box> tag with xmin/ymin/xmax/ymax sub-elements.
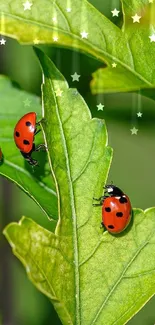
<box><xmin>4</xmin><ymin>209</ymin><xmax>155</xmax><ymax>325</ymax></box>
<box><xmin>0</xmin><ymin>76</ymin><xmax>57</xmax><ymax>219</ymax></box>
<box><xmin>91</xmin><ymin>0</ymin><xmax>155</xmax><ymax>93</ymax></box>
<box><xmin>0</xmin><ymin>0</ymin><xmax>155</xmax><ymax>94</ymax></box>
<box><xmin>4</xmin><ymin>48</ymin><xmax>112</xmax><ymax>324</ymax></box>
<box><xmin>4</xmin><ymin>50</ymin><xmax>155</xmax><ymax>325</ymax></box>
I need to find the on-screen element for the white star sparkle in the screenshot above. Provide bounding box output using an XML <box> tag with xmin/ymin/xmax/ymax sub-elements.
<box><xmin>66</xmin><ymin>8</ymin><xmax>71</xmax><ymax>12</ymax></box>
<box><xmin>71</xmin><ymin>72</ymin><xmax>81</xmax><ymax>82</ymax></box>
<box><xmin>112</xmin><ymin>62</ymin><xmax>117</xmax><ymax>68</ymax></box>
<box><xmin>149</xmin><ymin>34</ymin><xmax>155</xmax><ymax>42</ymax></box>
<box><xmin>97</xmin><ymin>103</ymin><xmax>104</xmax><ymax>111</ymax></box>
<box><xmin>23</xmin><ymin>0</ymin><xmax>32</xmax><ymax>10</ymax></box>
<box><xmin>80</xmin><ymin>31</ymin><xmax>88</xmax><ymax>39</ymax></box>
<box><xmin>23</xmin><ymin>98</ymin><xmax>31</xmax><ymax>107</ymax></box>
<box><xmin>52</xmin><ymin>17</ymin><xmax>57</xmax><ymax>23</ymax></box>
<box><xmin>130</xmin><ymin>127</ymin><xmax>138</xmax><ymax>135</ymax></box>
<box><xmin>55</xmin><ymin>89</ymin><xmax>63</xmax><ymax>97</ymax></box>
<box><xmin>131</xmin><ymin>14</ymin><xmax>141</xmax><ymax>23</ymax></box>
<box><xmin>111</xmin><ymin>8</ymin><xmax>120</xmax><ymax>17</ymax></box>
<box><xmin>53</xmin><ymin>36</ymin><xmax>58</xmax><ymax>42</ymax></box>
<box><xmin>33</xmin><ymin>38</ymin><xmax>39</xmax><ymax>44</ymax></box>
<box><xmin>0</xmin><ymin>38</ymin><xmax>6</xmax><ymax>45</ymax></box>
<box><xmin>137</xmin><ymin>112</ymin><xmax>143</xmax><ymax>117</ymax></box>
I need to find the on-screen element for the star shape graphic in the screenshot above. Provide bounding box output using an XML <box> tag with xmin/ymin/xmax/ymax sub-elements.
<box><xmin>53</xmin><ymin>36</ymin><xmax>58</xmax><ymax>42</ymax></box>
<box><xmin>23</xmin><ymin>0</ymin><xmax>32</xmax><ymax>10</ymax></box>
<box><xmin>23</xmin><ymin>98</ymin><xmax>31</xmax><ymax>107</ymax></box>
<box><xmin>52</xmin><ymin>17</ymin><xmax>57</xmax><ymax>22</ymax></box>
<box><xmin>149</xmin><ymin>34</ymin><xmax>155</xmax><ymax>42</ymax></box>
<box><xmin>130</xmin><ymin>127</ymin><xmax>138</xmax><ymax>135</ymax></box>
<box><xmin>131</xmin><ymin>14</ymin><xmax>141</xmax><ymax>23</ymax></box>
<box><xmin>81</xmin><ymin>31</ymin><xmax>88</xmax><ymax>39</ymax></box>
<box><xmin>112</xmin><ymin>62</ymin><xmax>117</xmax><ymax>68</ymax></box>
<box><xmin>33</xmin><ymin>38</ymin><xmax>39</xmax><ymax>44</ymax></box>
<box><xmin>0</xmin><ymin>38</ymin><xmax>6</xmax><ymax>45</ymax></box>
<box><xmin>111</xmin><ymin>8</ymin><xmax>120</xmax><ymax>17</ymax></box>
<box><xmin>66</xmin><ymin>8</ymin><xmax>71</xmax><ymax>12</ymax></box>
<box><xmin>72</xmin><ymin>90</ymin><xmax>78</xmax><ymax>96</ymax></box>
<box><xmin>137</xmin><ymin>112</ymin><xmax>143</xmax><ymax>117</ymax></box>
<box><xmin>55</xmin><ymin>88</ymin><xmax>63</xmax><ymax>97</ymax></box>
<box><xmin>97</xmin><ymin>103</ymin><xmax>104</xmax><ymax>111</ymax></box>
<box><xmin>71</xmin><ymin>72</ymin><xmax>81</xmax><ymax>82</ymax></box>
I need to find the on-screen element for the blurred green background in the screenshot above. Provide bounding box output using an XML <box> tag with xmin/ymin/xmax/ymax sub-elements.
<box><xmin>1</xmin><ymin>0</ymin><xmax>155</xmax><ymax>324</ymax></box>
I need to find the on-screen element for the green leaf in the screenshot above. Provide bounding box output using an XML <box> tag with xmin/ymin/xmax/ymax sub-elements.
<box><xmin>0</xmin><ymin>0</ymin><xmax>118</xmax><ymax>63</ymax></box>
<box><xmin>4</xmin><ymin>49</ymin><xmax>112</xmax><ymax>325</ymax></box>
<box><xmin>91</xmin><ymin>0</ymin><xmax>155</xmax><ymax>94</ymax></box>
<box><xmin>4</xmin><ymin>50</ymin><xmax>155</xmax><ymax>325</ymax></box>
<box><xmin>1</xmin><ymin>0</ymin><xmax>155</xmax><ymax>94</ymax></box>
<box><xmin>4</xmin><ymin>208</ymin><xmax>155</xmax><ymax>325</ymax></box>
<box><xmin>0</xmin><ymin>76</ymin><xmax>57</xmax><ymax>220</ymax></box>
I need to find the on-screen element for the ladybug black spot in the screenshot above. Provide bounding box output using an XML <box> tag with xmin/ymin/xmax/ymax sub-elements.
<box><xmin>15</xmin><ymin>131</ymin><xmax>20</xmax><ymax>137</ymax></box>
<box><xmin>116</xmin><ymin>212</ymin><xmax>123</xmax><ymax>217</ymax></box>
<box><xmin>23</xmin><ymin>139</ymin><xmax>30</xmax><ymax>145</ymax></box>
<box><xmin>26</xmin><ymin>121</ymin><xmax>31</xmax><ymax>126</ymax></box>
<box><xmin>105</xmin><ymin>207</ymin><xmax>111</xmax><ymax>212</ymax></box>
<box><xmin>108</xmin><ymin>225</ymin><xmax>114</xmax><ymax>229</ymax></box>
<box><xmin>119</xmin><ymin>197</ymin><xmax>127</xmax><ymax>204</ymax></box>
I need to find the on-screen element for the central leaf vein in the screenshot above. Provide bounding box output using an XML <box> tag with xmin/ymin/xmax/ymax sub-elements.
<box><xmin>49</xmin><ymin>79</ymin><xmax>81</xmax><ymax>325</ymax></box>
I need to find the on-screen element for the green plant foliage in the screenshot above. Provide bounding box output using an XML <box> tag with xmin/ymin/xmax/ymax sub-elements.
<box><xmin>0</xmin><ymin>0</ymin><xmax>155</xmax><ymax>94</ymax></box>
<box><xmin>91</xmin><ymin>0</ymin><xmax>155</xmax><ymax>93</ymax></box>
<box><xmin>0</xmin><ymin>76</ymin><xmax>57</xmax><ymax>219</ymax></box>
<box><xmin>4</xmin><ymin>208</ymin><xmax>155</xmax><ymax>325</ymax></box>
<box><xmin>3</xmin><ymin>49</ymin><xmax>155</xmax><ymax>325</ymax></box>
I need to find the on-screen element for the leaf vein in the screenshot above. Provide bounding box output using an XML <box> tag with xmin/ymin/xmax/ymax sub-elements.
<box><xmin>90</xmin><ymin>238</ymin><xmax>151</xmax><ymax>325</ymax></box>
<box><xmin>49</xmin><ymin>79</ymin><xmax>81</xmax><ymax>325</ymax></box>
<box><xmin>1</xmin><ymin>13</ymin><xmax>153</xmax><ymax>86</ymax></box>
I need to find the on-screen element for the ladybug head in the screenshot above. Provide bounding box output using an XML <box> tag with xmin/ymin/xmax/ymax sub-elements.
<box><xmin>104</xmin><ymin>184</ymin><xmax>124</xmax><ymax>197</ymax></box>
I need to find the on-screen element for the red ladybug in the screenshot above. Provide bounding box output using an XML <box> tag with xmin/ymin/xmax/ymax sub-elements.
<box><xmin>0</xmin><ymin>147</ymin><xmax>3</xmax><ymax>163</ymax></box>
<box><xmin>14</xmin><ymin>112</ymin><xmax>45</xmax><ymax>166</ymax></box>
<box><xmin>93</xmin><ymin>185</ymin><xmax>132</xmax><ymax>234</ymax></box>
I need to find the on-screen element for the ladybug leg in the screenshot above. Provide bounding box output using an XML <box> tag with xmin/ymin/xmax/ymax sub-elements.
<box><xmin>36</xmin><ymin>118</ymin><xmax>45</xmax><ymax>125</ymax></box>
<box><xmin>93</xmin><ymin>195</ymin><xmax>106</xmax><ymax>206</ymax></box>
<box><xmin>93</xmin><ymin>196</ymin><xmax>105</xmax><ymax>201</ymax></box>
<box><xmin>100</xmin><ymin>222</ymin><xmax>104</xmax><ymax>229</ymax></box>
<box><xmin>20</xmin><ymin>151</ymin><xmax>38</xmax><ymax>166</ymax></box>
<box><xmin>93</xmin><ymin>203</ymin><xmax>102</xmax><ymax>207</ymax></box>
<box><xmin>34</xmin><ymin>128</ymin><xmax>41</xmax><ymax>136</ymax></box>
<box><xmin>34</xmin><ymin>144</ymin><xmax>47</xmax><ymax>152</ymax></box>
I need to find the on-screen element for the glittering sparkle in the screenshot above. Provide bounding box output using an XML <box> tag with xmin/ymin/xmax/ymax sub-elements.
<box><xmin>71</xmin><ymin>72</ymin><xmax>81</xmax><ymax>82</ymax></box>
<box><xmin>33</xmin><ymin>38</ymin><xmax>39</xmax><ymax>44</ymax></box>
<box><xmin>55</xmin><ymin>88</ymin><xmax>63</xmax><ymax>97</ymax></box>
<box><xmin>97</xmin><ymin>103</ymin><xmax>104</xmax><ymax>111</ymax></box>
<box><xmin>130</xmin><ymin>127</ymin><xmax>138</xmax><ymax>135</ymax></box>
<box><xmin>131</xmin><ymin>14</ymin><xmax>141</xmax><ymax>23</ymax></box>
<box><xmin>53</xmin><ymin>36</ymin><xmax>58</xmax><ymax>42</ymax></box>
<box><xmin>0</xmin><ymin>38</ymin><xmax>6</xmax><ymax>45</ymax></box>
<box><xmin>80</xmin><ymin>31</ymin><xmax>88</xmax><ymax>39</ymax></box>
<box><xmin>23</xmin><ymin>98</ymin><xmax>31</xmax><ymax>107</ymax></box>
<box><xmin>52</xmin><ymin>17</ymin><xmax>57</xmax><ymax>22</ymax></box>
<box><xmin>137</xmin><ymin>112</ymin><xmax>143</xmax><ymax>117</ymax></box>
<box><xmin>23</xmin><ymin>0</ymin><xmax>32</xmax><ymax>10</ymax></box>
<box><xmin>149</xmin><ymin>33</ymin><xmax>155</xmax><ymax>42</ymax></box>
<box><xmin>111</xmin><ymin>8</ymin><xmax>120</xmax><ymax>17</ymax></box>
<box><xmin>112</xmin><ymin>62</ymin><xmax>117</xmax><ymax>68</ymax></box>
